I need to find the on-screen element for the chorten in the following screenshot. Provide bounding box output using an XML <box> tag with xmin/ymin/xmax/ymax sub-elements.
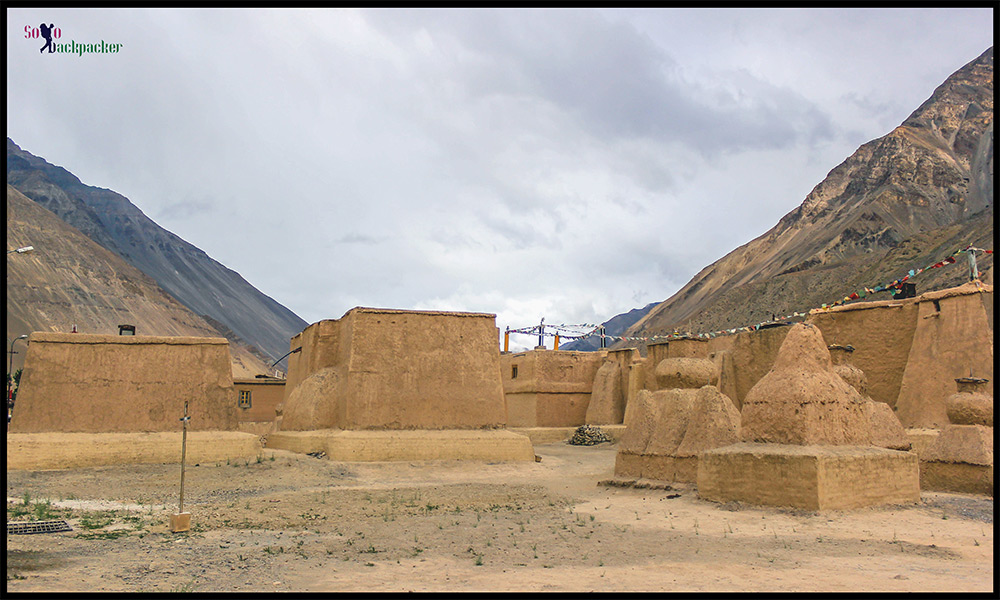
<box><xmin>698</xmin><ymin>323</ymin><xmax>919</xmax><ymax>510</ymax></box>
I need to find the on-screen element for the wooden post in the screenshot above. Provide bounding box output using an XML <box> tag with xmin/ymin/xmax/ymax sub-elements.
<box><xmin>179</xmin><ymin>400</ymin><xmax>188</xmax><ymax>513</ymax></box>
<box><xmin>170</xmin><ymin>401</ymin><xmax>192</xmax><ymax>532</ymax></box>
<box><xmin>504</xmin><ymin>327</ymin><xmax>510</xmax><ymax>353</ymax></box>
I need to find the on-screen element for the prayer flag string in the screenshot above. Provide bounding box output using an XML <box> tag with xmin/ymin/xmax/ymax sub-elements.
<box><xmin>506</xmin><ymin>245</ymin><xmax>991</xmax><ymax>345</ymax></box>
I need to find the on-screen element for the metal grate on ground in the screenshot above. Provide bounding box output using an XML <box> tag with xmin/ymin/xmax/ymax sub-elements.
<box><xmin>7</xmin><ymin>520</ymin><xmax>73</xmax><ymax>535</ymax></box>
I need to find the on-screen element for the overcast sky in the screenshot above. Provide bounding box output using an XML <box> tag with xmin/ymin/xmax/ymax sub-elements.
<box><xmin>6</xmin><ymin>7</ymin><xmax>993</xmax><ymax>350</ymax></box>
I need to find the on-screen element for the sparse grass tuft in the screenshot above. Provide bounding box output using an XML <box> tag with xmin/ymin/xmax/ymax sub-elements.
<box><xmin>171</xmin><ymin>577</ymin><xmax>199</xmax><ymax>593</ymax></box>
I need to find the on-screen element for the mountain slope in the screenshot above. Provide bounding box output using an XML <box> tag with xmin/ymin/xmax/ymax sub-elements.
<box><xmin>6</xmin><ymin>139</ymin><xmax>308</xmax><ymax>366</ymax></box>
<box><xmin>625</xmin><ymin>46</ymin><xmax>993</xmax><ymax>342</ymax></box>
<box><xmin>6</xmin><ymin>184</ymin><xmax>274</xmax><ymax>377</ymax></box>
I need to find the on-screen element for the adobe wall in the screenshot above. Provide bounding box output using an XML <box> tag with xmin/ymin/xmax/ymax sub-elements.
<box><xmin>894</xmin><ymin>284</ymin><xmax>994</xmax><ymax>428</ymax></box>
<box><xmin>630</xmin><ymin>282</ymin><xmax>990</xmax><ymax>420</ymax></box>
<box><xmin>280</xmin><ymin>308</ymin><xmax>507</xmax><ymax>430</ymax></box>
<box><xmin>643</xmin><ymin>338</ymin><xmax>713</xmax><ymax>391</ymax></box>
<box><xmin>803</xmin><ymin>282</ymin><xmax>993</xmax><ymax>428</ymax></box>
<box><xmin>632</xmin><ymin>327</ymin><xmax>789</xmax><ymax>411</ymax></box>
<box><xmin>805</xmin><ymin>299</ymin><xmax>920</xmax><ymax>408</ymax></box>
<box><xmin>282</xmin><ymin>319</ymin><xmax>343</xmax><ymax>404</ymax></box>
<box><xmin>505</xmin><ymin>393</ymin><xmax>593</xmax><ymax>427</ymax></box>
<box><xmin>7</xmin><ymin>431</ymin><xmax>260</xmax><ymax>470</ymax></box>
<box><xmin>720</xmin><ymin>327</ymin><xmax>791</xmax><ymax>410</ymax></box>
<box><xmin>234</xmin><ymin>378</ymin><xmax>286</xmax><ymax>423</ymax></box>
<box><xmin>267</xmin><ymin>429</ymin><xmax>535</xmax><ymax>462</ymax></box>
<box><xmin>10</xmin><ymin>332</ymin><xmax>237</xmax><ymax>433</ymax></box>
<box><xmin>501</xmin><ymin>349</ymin><xmax>606</xmax><ymax>427</ymax></box>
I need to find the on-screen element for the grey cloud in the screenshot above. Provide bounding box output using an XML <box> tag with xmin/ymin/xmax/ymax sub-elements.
<box><xmin>335</xmin><ymin>233</ymin><xmax>384</xmax><ymax>245</ymax></box>
<box><xmin>365</xmin><ymin>10</ymin><xmax>835</xmax><ymax>157</ymax></box>
<box><xmin>7</xmin><ymin>7</ymin><xmax>993</xmax><ymax>334</ymax></box>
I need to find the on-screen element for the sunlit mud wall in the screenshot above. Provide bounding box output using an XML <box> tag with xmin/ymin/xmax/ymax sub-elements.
<box><xmin>629</xmin><ymin>328</ymin><xmax>790</xmax><ymax>412</ymax></box>
<box><xmin>234</xmin><ymin>377</ymin><xmax>286</xmax><ymax>435</ymax></box>
<box><xmin>280</xmin><ymin>308</ymin><xmax>508</xmax><ymax>430</ymax></box>
<box><xmin>619</xmin><ymin>281</ymin><xmax>992</xmax><ymax>429</ymax></box>
<box><xmin>500</xmin><ymin>349</ymin><xmax>607</xmax><ymax>427</ymax></box>
<box><xmin>10</xmin><ymin>332</ymin><xmax>238</xmax><ymax>433</ymax></box>
<box><xmin>806</xmin><ymin>282</ymin><xmax>993</xmax><ymax>428</ymax></box>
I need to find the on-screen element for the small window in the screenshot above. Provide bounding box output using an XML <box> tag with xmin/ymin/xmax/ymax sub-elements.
<box><xmin>238</xmin><ymin>390</ymin><xmax>252</xmax><ymax>409</ymax></box>
<box><xmin>511</xmin><ymin>365</ymin><xmax>518</xmax><ymax>379</ymax></box>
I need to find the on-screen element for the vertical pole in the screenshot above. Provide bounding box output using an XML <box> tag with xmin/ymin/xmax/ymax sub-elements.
<box><xmin>554</xmin><ymin>334</ymin><xmax>560</xmax><ymax>351</ymax></box>
<box><xmin>504</xmin><ymin>327</ymin><xmax>510</xmax><ymax>353</ymax></box>
<box><xmin>967</xmin><ymin>249</ymin><xmax>979</xmax><ymax>281</ymax></box>
<box><xmin>7</xmin><ymin>344</ymin><xmax>14</xmax><ymax>417</ymax></box>
<box><xmin>537</xmin><ymin>318</ymin><xmax>545</xmax><ymax>349</ymax></box>
<box><xmin>600</xmin><ymin>326</ymin><xmax>606</xmax><ymax>349</ymax></box>
<box><xmin>179</xmin><ymin>400</ymin><xmax>189</xmax><ymax>514</ymax></box>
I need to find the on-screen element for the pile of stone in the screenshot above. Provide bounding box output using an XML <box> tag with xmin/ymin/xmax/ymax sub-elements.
<box><xmin>568</xmin><ymin>425</ymin><xmax>613</xmax><ymax>446</ymax></box>
<box><xmin>597</xmin><ymin>478</ymin><xmax>678</xmax><ymax>492</ymax></box>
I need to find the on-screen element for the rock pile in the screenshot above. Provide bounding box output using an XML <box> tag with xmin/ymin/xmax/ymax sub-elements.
<box><xmin>568</xmin><ymin>425</ymin><xmax>613</xmax><ymax>446</ymax></box>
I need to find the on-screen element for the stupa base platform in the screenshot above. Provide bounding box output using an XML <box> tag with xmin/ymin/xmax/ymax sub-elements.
<box><xmin>920</xmin><ymin>461</ymin><xmax>993</xmax><ymax>496</ymax></box>
<box><xmin>510</xmin><ymin>425</ymin><xmax>626</xmax><ymax>445</ymax></box>
<box><xmin>614</xmin><ymin>453</ymin><xmax>698</xmax><ymax>483</ymax></box>
<box><xmin>6</xmin><ymin>432</ymin><xmax>262</xmax><ymax>470</ymax></box>
<box><xmin>905</xmin><ymin>428</ymin><xmax>941</xmax><ymax>458</ymax></box>
<box><xmin>697</xmin><ymin>443</ymin><xmax>920</xmax><ymax>510</ymax></box>
<box><xmin>266</xmin><ymin>429</ymin><xmax>536</xmax><ymax>461</ymax></box>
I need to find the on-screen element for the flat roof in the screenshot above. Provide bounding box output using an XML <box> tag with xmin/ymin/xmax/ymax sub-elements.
<box><xmin>28</xmin><ymin>332</ymin><xmax>228</xmax><ymax>345</ymax></box>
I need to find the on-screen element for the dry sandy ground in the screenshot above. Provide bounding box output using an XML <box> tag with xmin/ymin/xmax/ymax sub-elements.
<box><xmin>5</xmin><ymin>441</ymin><xmax>994</xmax><ymax>593</ymax></box>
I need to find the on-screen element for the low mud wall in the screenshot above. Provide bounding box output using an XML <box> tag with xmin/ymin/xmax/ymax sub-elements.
<box><xmin>6</xmin><ymin>432</ymin><xmax>261</xmax><ymax>470</ymax></box>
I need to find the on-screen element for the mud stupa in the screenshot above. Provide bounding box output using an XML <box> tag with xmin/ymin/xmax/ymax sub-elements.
<box><xmin>698</xmin><ymin>323</ymin><xmax>919</xmax><ymax>510</ymax></box>
<box><xmin>585</xmin><ymin>348</ymin><xmax>639</xmax><ymax>425</ymax></box>
<box><xmin>828</xmin><ymin>344</ymin><xmax>911</xmax><ymax>451</ymax></box>
<box><xmin>614</xmin><ymin>355</ymin><xmax>741</xmax><ymax>483</ymax></box>
<box><xmin>920</xmin><ymin>377</ymin><xmax>993</xmax><ymax>496</ymax></box>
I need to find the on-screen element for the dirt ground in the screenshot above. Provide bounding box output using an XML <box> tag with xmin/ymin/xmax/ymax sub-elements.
<box><xmin>5</xmin><ymin>441</ymin><xmax>994</xmax><ymax>593</ymax></box>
